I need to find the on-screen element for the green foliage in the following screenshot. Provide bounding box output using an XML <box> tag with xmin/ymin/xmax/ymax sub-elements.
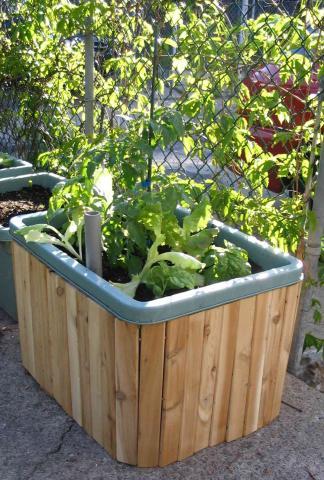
<box><xmin>203</xmin><ymin>241</ymin><xmax>251</xmax><ymax>285</ymax></box>
<box><xmin>142</xmin><ymin>262</ymin><xmax>204</xmax><ymax>298</ymax></box>
<box><xmin>304</xmin><ymin>333</ymin><xmax>324</xmax><ymax>360</ymax></box>
<box><xmin>3</xmin><ymin>0</ymin><xmax>323</xmax><ymax>255</ymax></box>
<box><xmin>19</xmin><ymin>174</ymin><xmax>253</xmax><ymax>299</ymax></box>
<box><xmin>0</xmin><ymin>152</ymin><xmax>14</xmax><ymax>168</ymax></box>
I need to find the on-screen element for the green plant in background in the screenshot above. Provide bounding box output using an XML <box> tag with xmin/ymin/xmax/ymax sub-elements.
<box><xmin>2</xmin><ymin>1</ymin><xmax>321</xmax><ymax>253</ymax></box>
<box><xmin>0</xmin><ymin>152</ymin><xmax>14</xmax><ymax>169</ymax></box>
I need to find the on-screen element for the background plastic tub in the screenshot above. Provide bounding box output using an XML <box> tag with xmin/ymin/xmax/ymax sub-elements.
<box><xmin>0</xmin><ymin>157</ymin><xmax>33</xmax><ymax>179</ymax></box>
<box><xmin>9</xmin><ymin>210</ymin><xmax>303</xmax><ymax>467</ymax></box>
<box><xmin>0</xmin><ymin>173</ymin><xmax>64</xmax><ymax>319</ymax></box>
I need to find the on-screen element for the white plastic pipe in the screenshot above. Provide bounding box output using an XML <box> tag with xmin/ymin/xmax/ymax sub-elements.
<box><xmin>84</xmin><ymin>211</ymin><xmax>102</xmax><ymax>277</ymax></box>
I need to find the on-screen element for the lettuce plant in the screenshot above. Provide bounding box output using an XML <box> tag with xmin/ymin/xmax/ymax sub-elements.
<box><xmin>18</xmin><ymin>176</ymin><xmax>252</xmax><ymax>300</ymax></box>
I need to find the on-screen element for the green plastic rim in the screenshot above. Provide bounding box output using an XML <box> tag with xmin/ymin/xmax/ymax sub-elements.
<box><xmin>10</xmin><ymin>209</ymin><xmax>303</xmax><ymax>325</ymax></box>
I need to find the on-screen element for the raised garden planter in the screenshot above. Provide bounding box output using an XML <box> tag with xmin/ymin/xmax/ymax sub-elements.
<box><xmin>10</xmin><ymin>211</ymin><xmax>302</xmax><ymax>467</ymax></box>
<box><xmin>0</xmin><ymin>155</ymin><xmax>33</xmax><ymax>179</ymax></box>
<box><xmin>0</xmin><ymin>173</ymin><xmax>64</xmax><ymax>319</ymax></box>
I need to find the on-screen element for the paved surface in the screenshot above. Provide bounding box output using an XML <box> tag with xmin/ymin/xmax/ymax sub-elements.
<box><xmin>1</xmin><ymin>309</ymin><xmax>324</xmax><ymax>480</ymax></box>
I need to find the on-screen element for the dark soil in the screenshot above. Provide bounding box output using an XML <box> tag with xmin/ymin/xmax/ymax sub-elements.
<box><xmin>0</xmin><ymin>186</ymin><xmax>51</xmax><ymax>227</ymax></box>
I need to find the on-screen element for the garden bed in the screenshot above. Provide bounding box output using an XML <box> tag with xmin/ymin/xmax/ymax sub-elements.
<box><xmin>10</xmin><ymin>211</ymin><xmax>302</xmax><ymax>466</ymax></box>
<box><xmin>0</xmin><ymin>173</ymin><xmax>64</xmax><ymax>319</ymax></box>
<box><xmin>0</xmin><ymin>185</ymin><xmax>51</xmax><ymax>227</ymax></box>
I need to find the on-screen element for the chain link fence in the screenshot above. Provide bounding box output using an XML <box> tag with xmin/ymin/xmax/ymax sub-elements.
<box><xmin>0</xmin><ymin>0</ymin><xmax>322</xmax><ymax>247</ymax></box>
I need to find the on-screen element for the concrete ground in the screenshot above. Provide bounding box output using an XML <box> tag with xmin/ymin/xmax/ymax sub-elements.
<box><xmin>1</xmin><ymin>309</ymin><xmax>324</xmax><ymax>480</ymax></box>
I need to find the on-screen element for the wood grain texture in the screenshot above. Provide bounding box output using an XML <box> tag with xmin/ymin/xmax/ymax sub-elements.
<box><xmin>13</xmin><ymin>246</ymin><xmax>302</xmax><ymax>467</ymax></box>
<box><xmin>100</xmin><ymin>308</ymin><xmax>116</xmax><ymax>458</ymax></box>
<box><xmin>12</xmin><ymin>243</ymin><xmax>35</xmax><ymax>376</ymax></box>
<box><xmin>244</xmin><ymin>291</ymin><xmax>272</xmax><ymax>435</ymax></box>
<box><xmin>159</xmin><ymin>317</ymin><xmax>189</xmax><ymax>466</ymax></box>
<box><xmin>76</xmin><ymin>291</ymin><xmax>92</xmax><ymax>435</ymax></box>
<box><xmin>138</xmin><ymin>323</ymin><xmax>165</xmax><ymax>467</ymax></box>
<box><xmin>65</xmin><ymin>283</ymin><xmax>83</xmax><ymax>425</ymax></box>
<box><xmin>115</xmin><ymin>319</ymin><xmax>139</xmax><ymax>465</ymax></box>
<box><xmin>46</xmin><ymin>270</ymin><xmax>72</xmax><ymax>415</ymax></box>
<box><xmin>194</xmin><ymin>306</ymin><xmax>224</xmax><ymax>452</ymax></box>
<box><xmin>29</xmin><ymin>254</ymin><xmax>52</xmax><ymax>394</ymax></box>
<box><xmin>226</xmin><ymin>297</ymin><xmax>256</xmax><ymax>442</ymax></box>
<box><xmin>88</xmin><ymin>299</ymin><xmax>104</xmax><ymax>445</ymax></box>
<box><xmin>178</xmin><ymin>312</ymin><xmax>205</xmax><ymax>460</ymax></box>
<box><xmin>258</xmin><ymin>288</ymin><xmax>287</xmax><ymax>427</ymax></box>
<box><xmin>271</xmin><ymin>283</ymin><xmax>301</xmax><ymax>419</ymax></box>
<box><xmin>209</xmin><ymin>301</ymin><xmax>240</xmax><ymax>446</ymax></box>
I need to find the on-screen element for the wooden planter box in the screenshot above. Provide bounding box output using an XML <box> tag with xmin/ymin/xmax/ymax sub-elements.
<box><xmin>0</xmin><ymin>173</ymin><xmax>64</xmax><ymax>319</ymax></box>
<box><xmin>10</xmin><ymin>213</ymin><xmax>302</xmax><ymax>467</ymax></box>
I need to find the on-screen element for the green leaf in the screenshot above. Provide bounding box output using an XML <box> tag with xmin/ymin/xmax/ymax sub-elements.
<box><xmin>185</xmin><ymin>228</ymin><xmax>218</xmax><ymax>257</ymax></box>
<box><xmin>183</xmin><ymin>196</ymin><xmax>212</xmax><ymax>235</ymax></box>
<box><xmin>110</xmin><ymin>275</ymin><xmax>141</xmax><ymax>298</ymax></box>
<box><xmin>142</xmin><ymin>262</ymin><xmax>204</xmax><ymax>298</ymax></box>
<box><xmin>203</xmin><ymin>241</ymin><xmax>251</xmax><ymax>285</ymax></box>
<box><xmin>148</xmin><ymin>251</ymin><xmax>204</xmax><ymax>271</ymax></box>
<box><xmin>183</xmin><ymin>136</ymin><xmax>195</xmax><ymax>155</ymax></box>
<box><xmin>93</xmin><ymin>167</ymin><xmax>113</xmax><ymax>205</ymax></box>
<box><xmin>173</xmin><ymin>57</ymin><xmax>187</xmax><ymax>73</ymax></box>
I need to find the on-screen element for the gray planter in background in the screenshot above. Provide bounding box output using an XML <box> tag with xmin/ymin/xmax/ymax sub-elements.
<box><xmin>0</xmin><ymin>157</ymin><xmax>33</xmax><ymax>179</ymax></box>
<box><xmin>0</xmin><ymin>173</ymin><xmax>64</xmax><ymax>319</ymax></box>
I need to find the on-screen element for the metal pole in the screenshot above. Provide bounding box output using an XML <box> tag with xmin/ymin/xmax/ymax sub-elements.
<box><xmin>84</xmin><ymin>16</ymin><xmax>94</xmax><ymax>138</ymax></box>
<box><xmin>84</xmin><ymin>211</ymin><xmax>102</xmax><ymax>277</ymax></box>
<box><xmin>146</xmin><ymin>21</ymin><xmax>160</xmax><ymax>191</ymax></box>
<box><xmin>288</xmin><ymin>80</ymin><xmax>324</xmax><ymax>374</ymax></box>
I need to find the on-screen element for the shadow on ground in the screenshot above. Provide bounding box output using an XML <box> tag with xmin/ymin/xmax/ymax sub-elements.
<box><xmin>0</xmin><ymin>309</ymin><xmax>324</xmax><ymax>480</ymax></box>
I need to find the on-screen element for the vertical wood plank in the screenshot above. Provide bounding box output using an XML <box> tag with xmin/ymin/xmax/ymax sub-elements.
<box><xmin>258</xmin><ymin>287</ymin><xmax>287</xmax><ymax>427</ymax></box>
<box><xmin>66</xmin><ymin>283</ymin><xmax>82</xmax><ymax>425</ymax></box>
<box><xmin>178</xmin><ymin>312</ymin><xmax>205</xmax><ymax>460</ymax></box>
<box><xmin>101</xmin><ymin>309</ymin><xmax>116</xmax><ymax>458</ymax></box>
<box><xmin>12</xmin><ymin>244</ymin><xmax>35</xmax><ymax>376</ymax></box>
<box><xmin>226</xmin><ymin>297</ymin><xmax>256</xmax><ymax>442</ymax></box>
<box><xmin>194</xmin><ymin>306</ymin><xmax>224</xmax><ymax>452</ymax></box>
<box><xmin>47</xmin><ymin>270</ymin><xmax>72</xmax><ymax>415</ymax></box>
<box><xmin>244</xmin><ymin>291</ymin><xmax>272</xmax><ymax>435</ymax></box>
<box><xmin>29</xmin><ymin>254</ymin><xmax>52</xmax><ymax>394</ymax></box>
<box><xmin>159</xmin><ymin>317</ymin><xmax>189</xmax><ymax>467</ymax></box>
<box><xmin>271</xmin><ymin>283</ymin><xmax>302</xmax><ymax>419</ymax></box>
<box><xmin>209</xmin><ymin>301</ymin><xmax>239</xmax><ymax>446</ymax></box>
<box><xmin>76</xmin><ymin>290</ymin><xmax>92</xmax><ymax>435</ymax></box>
<box><xmin>138</xmin><ymin>323</ymin><xmax>165</xmax><ymax>467</ymax></box>
<box><xmin>115</xmin><ymin>319</ymin><xmax>139</xmax><ymax>465</ymax></box>
<box><xmin>88</xmin><ymin>299</ymin><xmax>104</xmax><ymax>445</ymax></box>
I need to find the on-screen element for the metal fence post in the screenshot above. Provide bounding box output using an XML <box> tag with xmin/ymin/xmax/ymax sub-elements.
<box><xmin>288</xmin><ymin>80</ymin><xmax>324</xmax><ymax>374</ymax></box>
<box><xmin>84</xmin><ymin>16</ymin><xmax>94</xmax><ymax>138</ymax></box>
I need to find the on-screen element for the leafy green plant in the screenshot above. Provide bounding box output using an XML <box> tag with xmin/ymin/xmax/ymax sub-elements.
<box><xmin>18</xmin><ymin>176</ymin><xmax>253</xmax><ymax>300</ymax></box>
<box><xmin>203</xmin><ymin>241</ymin><xmax>251</xmax><ymax>285</ymax></box>
<box><xmin>304</xmin><ymin>333</ymin><xmax>324</xmax><ymax>360</ymax></box>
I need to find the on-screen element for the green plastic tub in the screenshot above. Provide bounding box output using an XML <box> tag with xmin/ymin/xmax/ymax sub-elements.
<box><xmin>10</xmin><ymin>208</ymin><xmax>303</xmax><ymax>324</ymax></box>
<box><xmin>0</xmin><ymin>173</ymin><xmax>64</xmax><ymax>319</ymax></box>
